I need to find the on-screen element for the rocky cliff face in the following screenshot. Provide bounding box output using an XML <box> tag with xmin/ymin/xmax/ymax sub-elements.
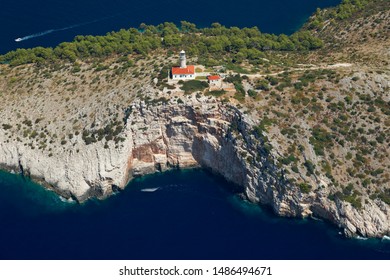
<box><xmin>0</xmin><ymin>95</ymin><xmax>388</xmax><ymax>238</ymax></box>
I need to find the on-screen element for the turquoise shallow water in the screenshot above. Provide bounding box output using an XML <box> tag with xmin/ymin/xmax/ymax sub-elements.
<box><xmin>0</xmin><ymin>169</ymin><xmax>389</xmax><ymax>260</ymax></box>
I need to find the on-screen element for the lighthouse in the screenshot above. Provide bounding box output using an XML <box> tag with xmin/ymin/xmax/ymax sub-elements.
<box><xmin>179</xmin><ymin>50</ymin><xmax>187</xmax><ymax>68</ymax></box>
<box><xmin>171</xmin><ymin>50</ymin><xmax>195</xmax><ymax>80</ymax></box>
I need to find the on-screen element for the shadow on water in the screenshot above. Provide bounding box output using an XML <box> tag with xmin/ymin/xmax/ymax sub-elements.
<box><xmin>0</xmin><ymin>169</ymin><xmax>389</xmax><ymax>260</ymax></box>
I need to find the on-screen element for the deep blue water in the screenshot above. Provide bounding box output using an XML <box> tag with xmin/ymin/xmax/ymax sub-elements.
<box><xmin>0</xmin><ymin>0</ymin><xmax>342</xmax><ymax>54</ymax></box>
<box><xmin>0</xmin><ymin>169</ymin><xmax>389</xmax><ymax>260</ymax></box>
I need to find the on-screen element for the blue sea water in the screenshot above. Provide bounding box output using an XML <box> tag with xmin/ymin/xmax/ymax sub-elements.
<box><xmin>0</xmin><ymin>169</ymin><xmax>389</xmax><ymax>260</ymax></box>
<box><xmin>0</xmin><ymin>0</ymin><xmax>342</xmax><ymax>54</ymax></box>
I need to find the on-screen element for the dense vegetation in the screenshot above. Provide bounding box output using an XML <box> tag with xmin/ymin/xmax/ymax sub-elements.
<box><xmin>3</xmin><ymin>1</ymin><xmax>379</xmax><ymax>67</ymax></box>
<box><xmin>306</xmin><ymin>0</ymin><xmax>372</xmax><ymax>30</ymax></box>
<box><xmin>180</xmin><ymin>80</ymin><xmax>209</xmax><ymax>94</ymax></box>
<box><xmin>0</xmin><ymin>21</ymin><xmax>324</xmax><ymax>67</ymax></box>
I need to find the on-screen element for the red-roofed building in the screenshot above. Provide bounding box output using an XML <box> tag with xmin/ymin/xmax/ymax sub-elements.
<box><xmin>207</xmin><ymin>75</ymin><xmax>221</xmax><ymax>81</ymax></box>
<box><xmin>171</xmin><ymin>51</ymin><xmax>196</xmax><ymax>80</ymax></box>
<box><xmin>207</xmin><ymin>75</ymin><xmax>222</xmax><ymax>87</ymax></box>
<box><xmin>172</xmin><ymin>65</ymin><xmax>195</xmax><ymax>76</ymax></box>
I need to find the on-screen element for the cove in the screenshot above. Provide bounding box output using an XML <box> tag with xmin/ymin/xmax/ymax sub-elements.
<box><xmin>0</xmin><ymin>169</ymin><xmax>389</xmax><ymax>260</ymax></box>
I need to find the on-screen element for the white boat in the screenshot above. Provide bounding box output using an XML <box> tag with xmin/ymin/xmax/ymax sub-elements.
<box><xmin>140</xmin><ymin>187</ymin><xmax>159</xmax><ymax>193</ymax></box>
<box><xmin>356</xmin><ymin>236</ymin><xmax>368</xmax><ymax>241</ymax></box>
<box><xmin>382</xmin><ymin>236</ymin><xmax>390</xmax><ymax>242</ymax></box>
<box><xmin>15</xmin><ymin>38</ymin><xmax>22</xmax><ymax>42</ymax></box>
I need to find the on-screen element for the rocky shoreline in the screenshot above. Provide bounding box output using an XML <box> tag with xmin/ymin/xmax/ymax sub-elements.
<box><xmin>1</xmin><ymin>95</ymin><xmax>388</xmax><ymax>238</ymax></box>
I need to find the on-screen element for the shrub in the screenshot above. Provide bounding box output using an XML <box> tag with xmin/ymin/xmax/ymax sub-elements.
<box><xmin>266</xmin><ymin>76</ymin><xmax>279</xmax><ymax>86</ymax></box>
<box><xmin>256</xmin><ymin>80</ymin><xmax>270</xmax><ymax>91</ymax></box>
<box><xmin>309</xmin><ymin>126</ymin><xmax>333</xmax><ymax>156</ymax></box>
<box><xmin>247</xmin><ymin>89</ymin><xmax>257</xmax><ymax>98</ymax></box>
<box><xmin>299</xmin><ymin>183</ymin><xmax>312</xmax><ymax>194</ymax></box>
<box><xmin>2</xmin><ymin>124</ymin><xmax>12</xmax><ymax>130</ymax></box>
<box><xmin>378</xmin><ymin>191</ymin><xmax>390</xmax><ymax>205</ymax></box>
<box><xmin>280</xmin><ymin>155</ymin><xmax>297</xmax><ymax>165</ymax></box>
<box><xmin>304</xmin><ymin>160</ymin><xmax>315</xmax><ymax>175</ymax></box>
<box><xmin>180</xmin><ymin>80</ymin><xmax>208</xmax><ymax>93</ymax></box>
<box><xmin>207</xmin><ymin>90</ymin><xmax>226</xmax><ymax>97</ymax></box>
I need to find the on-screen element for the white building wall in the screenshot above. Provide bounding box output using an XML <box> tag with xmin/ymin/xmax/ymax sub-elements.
<box><xmin>208</xmin><ymin>79</ymin><xmax>222</xmax><ymax>88</ymax></box>
<box><xmin>172</xmin><ymin>74</ymin><xmax>195</xmax><ymax>80</ymax></box>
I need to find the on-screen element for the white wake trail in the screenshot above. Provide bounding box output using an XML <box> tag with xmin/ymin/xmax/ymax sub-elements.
<box><xmin>15</xmin><ymin>22</ymin><xmax>90</xmax><ymax>42</ymax></box>
<box><xmin>15</xmin><ymin>29</ymin><xmax>55</xmax><ymax>42</ymax></box>
<box><xmin>14</xmin><ymin>2</ymin><xmax>159</xmax><ymax>43</ymax></box>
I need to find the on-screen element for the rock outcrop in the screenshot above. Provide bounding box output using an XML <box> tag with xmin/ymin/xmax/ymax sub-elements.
<box><xmin>0</xmin><ymin>95</ymin><xmax>389</xmax><ymax>238</ymax></box>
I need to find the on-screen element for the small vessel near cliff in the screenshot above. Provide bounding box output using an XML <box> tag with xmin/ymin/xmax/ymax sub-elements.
<box><xmin>141</xmin><ymin>187</ymin><xmax>159</xmax><ymax>193</ymax></box>
<box><xmin>382</xmin><ymin>236</ymin><xmax>390</xmax><ymax>242</ymax></box>
<box><xmin>15</xmin><ymin>38</ymin><xmax>22</xmax><ymax>42</ymax></box>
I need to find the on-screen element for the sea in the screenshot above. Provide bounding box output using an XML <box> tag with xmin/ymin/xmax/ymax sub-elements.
<box><xmin>0</xmin><ymin>0</ymin><xmax>343</xmax><ymax>54</ymax></box>
<box><xmin>1</xmin><ymin>0</ymin><xmax>390</xmax><ymax>260</ymax></box>
<box><xmin>0</xmin><ymin>169</ymin><xmax>390</xmax><ymax>260</ymax></box>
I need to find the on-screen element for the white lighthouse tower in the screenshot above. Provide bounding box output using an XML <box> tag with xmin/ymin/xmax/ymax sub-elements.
<box><xmin>171</xmin><ymin>50</ymin><xmax>195</xmax><ymax>80</ymax></box>
<box><xmin>179</xmin><ymin>50</ymin><xmax>187</xmax><ymax>68</ymax></box>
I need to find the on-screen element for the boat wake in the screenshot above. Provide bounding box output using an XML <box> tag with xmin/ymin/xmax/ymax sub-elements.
<box><xmin>59</xmin><ymin>196</ymin><xmax>76</xmax><ymax>204</ymax></box>
<box><xmin>13</xmin><ymin>1</ymin><xmax>159</xmax><ymax>43</ymax></box>
<box><xmin>356</xmin><ymin>236</ymin><xmax>368</xmax><ymax>241</ymax></box>
<box><xmin>15</xmin><ymin>29</ymin><xmax>56</xmax><ymax>42</ymax></box>
<box><xmin>140</xmin><ymin>187</ymin><xmax>160</xmax><ymax>193</ymax></box>
<box><xmin>14</xmin><ymin>19</ymin><xmax>99</xmax><ymax>42</ymax></box>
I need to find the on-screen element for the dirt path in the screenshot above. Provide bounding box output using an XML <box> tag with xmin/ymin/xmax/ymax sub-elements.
<box><xmin>246</xmin><ymin>63</ymin><xmax>353</xmax><ymax>79</ymax></box>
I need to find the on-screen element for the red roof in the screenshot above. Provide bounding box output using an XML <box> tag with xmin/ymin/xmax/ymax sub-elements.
<box><xmin>172</xmin><ymin>65</ymin><xmax>195</xmax><ymax>75</ymax></box>
<box><xmin>207</xmin><ymin>75</ymin><xmax>221</xmax><ymax>81</ymax></box>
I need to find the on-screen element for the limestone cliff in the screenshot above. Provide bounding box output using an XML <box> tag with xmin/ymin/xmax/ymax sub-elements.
<box><xmin>1</xmin><ymin>95</ymin><xmax>388</xmax><ymax>238</ymax></box>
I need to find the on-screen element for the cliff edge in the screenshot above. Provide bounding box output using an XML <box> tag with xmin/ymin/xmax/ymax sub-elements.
<box><xmin>0</xmin><ymin>93</ymin><xmax>388</xmax><ymax>237</ymax></box>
